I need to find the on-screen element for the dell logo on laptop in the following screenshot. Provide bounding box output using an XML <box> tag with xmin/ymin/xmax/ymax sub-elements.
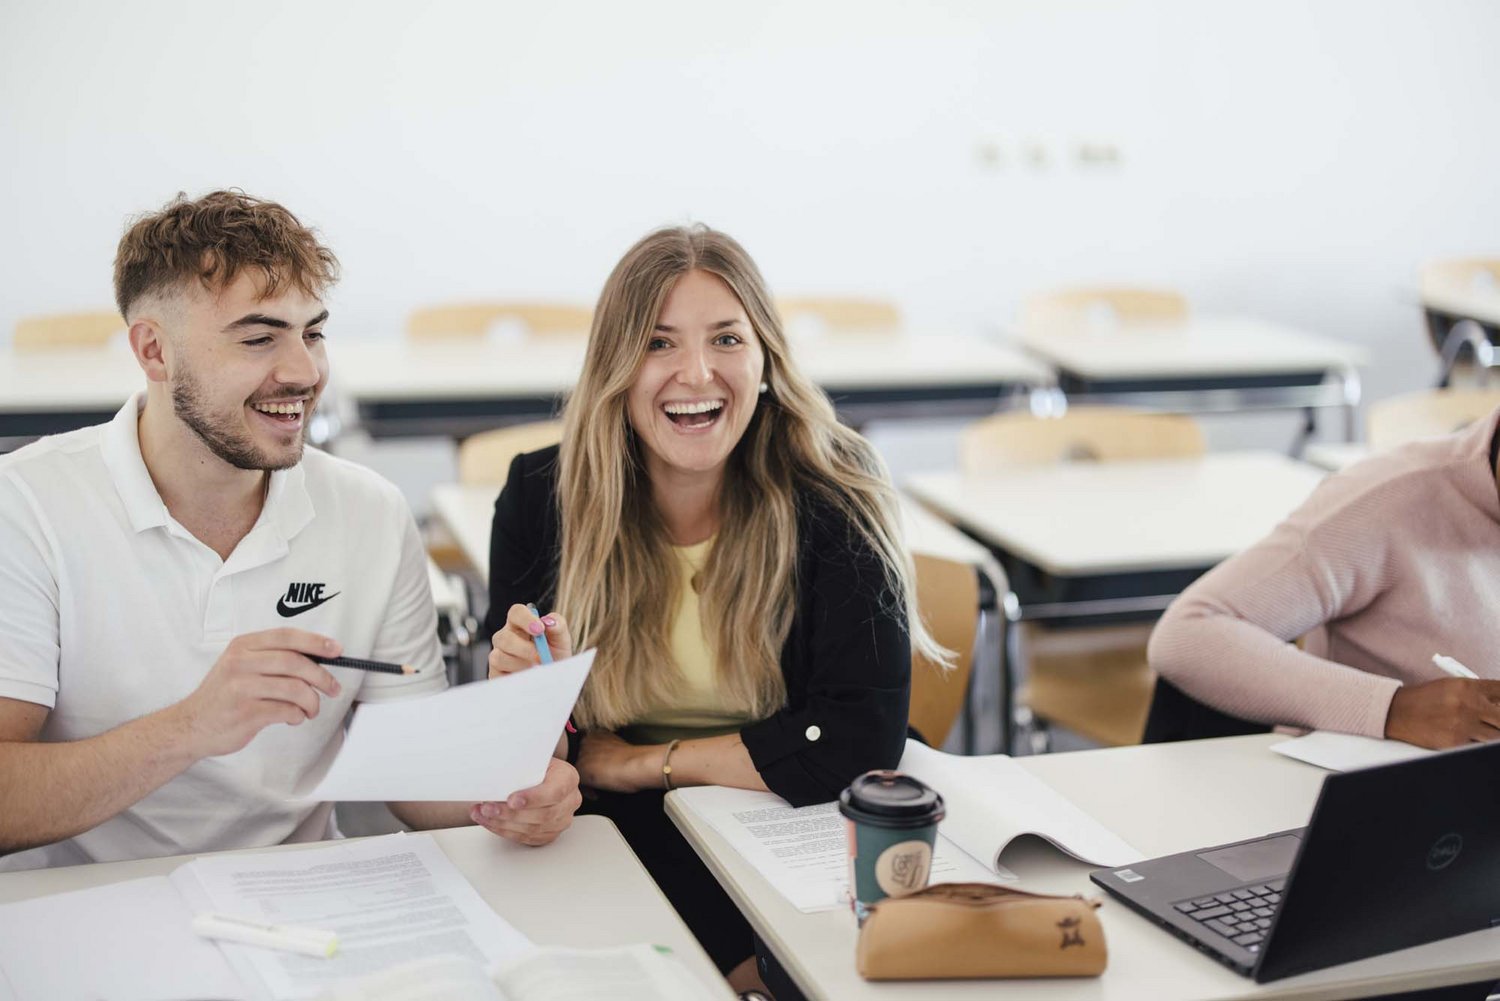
<box><xmin>1427</xmin><ymin>833</ymin><xmax>1463</xmax><ymax>871</ymax></box>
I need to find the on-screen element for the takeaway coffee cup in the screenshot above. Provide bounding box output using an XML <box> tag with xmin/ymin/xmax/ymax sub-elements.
<box><xmin>838</xmin><ymin>770</ymin><xmax>945</xmax><ymax>924</ymax></box>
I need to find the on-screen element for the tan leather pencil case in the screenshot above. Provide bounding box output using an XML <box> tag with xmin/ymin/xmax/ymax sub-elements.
<box><xmin>856</xmin><ymin>882</ymin><xmax>1108</xmax><ymax>980</ymax></box>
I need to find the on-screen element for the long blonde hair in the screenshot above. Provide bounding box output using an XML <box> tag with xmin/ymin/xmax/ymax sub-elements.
<box><xmin>557</xmin><ymin>224</ymin><xmax>948</xmax><ymax>730</ymax></box>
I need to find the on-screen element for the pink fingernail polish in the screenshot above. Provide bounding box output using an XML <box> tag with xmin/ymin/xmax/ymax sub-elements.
<box><xmin>542</xmin><ymin>616</ymin><xmax>557</xmax><ymax>627</ymax></box>
<box><xmin>528</xmin><ymin>620</ymin><xmax>545</xmax><ymax>636</ymax></box>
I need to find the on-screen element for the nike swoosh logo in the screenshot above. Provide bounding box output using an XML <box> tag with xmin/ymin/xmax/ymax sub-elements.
<box><xmin>276</xmin><ymin>591</ymin><xmax>341</xmax><ymax>617</ymax></box>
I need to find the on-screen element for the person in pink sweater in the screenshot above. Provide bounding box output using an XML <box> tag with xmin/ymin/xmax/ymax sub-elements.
<box><xmin>1148</xmin><ymin>407</ymin><xmax>1500</xmax><ymax>749</ymax></box>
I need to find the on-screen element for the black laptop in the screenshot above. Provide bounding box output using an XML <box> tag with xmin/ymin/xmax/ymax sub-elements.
<box><xmin>1090</xmin><ymin>739</ymin><xmax>1500</xmax><ymax>983</ymax></box>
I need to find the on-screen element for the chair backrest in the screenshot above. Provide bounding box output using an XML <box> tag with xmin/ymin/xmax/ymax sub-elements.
<box><xmin>960</xmin><ymin>406</ymin><xmax>1206</xmax><ymax>471</ymax></box>
<box><xmin>776</xmin><ymin>297</ymin><xmax>901</xmax><ymax>332</ymax></box>
<box><xmin>1419</xmin><ymin>258</ymin><xmax>1500</xmax><ymax>300</ymax></box>
<box><xmin>1366</xmin><ymin>388</ymin><xmax>1500</xmax><ymax>450</ymax></box>
<box><xmin>14</xmin><ymin>310</ymin><xmax>125</xmax><ymax>351</ymax></box>
<box><xmin>1141</xmin><ymin>676</ymin><xmax>1271</xmax><ymax>744</ymax></box>
<box><xmin>1022</xmin><ymin>287</ymin><xmax>1188</xmax><ymax>335</ymax></box>
<box><xmin>908</xmin><ymin>553</ymin><xmax>979</xmax><ymax>748</ymax></box>
<box><xmin>406</xmin><ymin>302</ymin><xmax>592</xmax><ymax>340</ymax></box>
<box><xmin>457</xmin><ymin>420</ymin><xmax>566</xmax><ymax>486</ymax></box>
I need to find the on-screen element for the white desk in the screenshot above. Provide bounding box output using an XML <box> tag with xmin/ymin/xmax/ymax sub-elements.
<box><xmin>331</xmin><ymin>333</ymin><xmax>1050</xmax><ymax>439</ymax></box>
<box><xmin>1016</xmin><ymin>315</ymin><xmax>1369</xmax><ymax>443</ymax></box>
<box><xmin>0</xmin><ymin>343</ymin><xmax>141</xmax><ymax>445</ymax></box>
<box><xmin>667</xmin><ymin>734</ymin><xmax>1500</xmax><ymax>1000</ymax></box>
<box><xmin>0</xmin><ymin>820</ymin><xmax>729</xmax><ymax>997</ymax></box>
<box><xmin>906</xmin><ymin>451</ymin><xmax>1322</xmax><ymax>588</ymax></box>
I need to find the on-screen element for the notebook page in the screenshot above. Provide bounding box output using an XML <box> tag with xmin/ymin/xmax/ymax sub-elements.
<box><xmin>899</xmin><ymin>739</ymin><xmax>1143</xmax><ymax>869</ymax></box>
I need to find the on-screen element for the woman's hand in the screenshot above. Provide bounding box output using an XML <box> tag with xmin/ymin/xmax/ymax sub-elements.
<box><xmin>469</xmin><ymin>757</ymin><xmax>583</xmax><ymax>846</ymax></box>
<box><xmin>576</xmin><ymin>731</ymin><xmax>661</xmax><ymax>793</ymax></box>
<box><xmin>488</xmin><ymin>604</ymin><xmax>574</xmax><ymax>678</ymax></box>
<box><xmin>1386</xmin><ymin>678</ymin><xmax>1500</xmax><ymax>748</ymax></box>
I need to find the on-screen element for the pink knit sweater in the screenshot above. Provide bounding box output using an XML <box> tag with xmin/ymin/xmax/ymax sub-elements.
<box><xmin>1148</xmin><ymin>406</ymin><xmax>1500</xmax><ymax>738</ymax></box>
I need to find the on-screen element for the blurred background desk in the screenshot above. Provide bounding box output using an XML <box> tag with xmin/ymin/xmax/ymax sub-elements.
<box><xmin>1016</xmin><ymin>316</ymin><xmax>1368</xmax><ymax>447</ymax></box>
<box><xmin>331</xmin><ymin>333</ymin><xmax>1050</xmax><ymax>440</ymax></box>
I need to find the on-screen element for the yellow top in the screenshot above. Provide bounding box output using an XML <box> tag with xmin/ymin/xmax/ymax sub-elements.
<box><xmin>622</xmin><ymin>537</ymin><xmax>758</xmax><ymax>745</ymax></box>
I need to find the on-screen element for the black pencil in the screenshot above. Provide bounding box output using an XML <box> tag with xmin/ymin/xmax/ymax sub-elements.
<box><xmin>309</xmin><ymin>654</ymin><xmax>417</xmax><ymax>675</ymax></box>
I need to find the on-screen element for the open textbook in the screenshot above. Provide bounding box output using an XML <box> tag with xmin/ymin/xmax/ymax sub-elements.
<box><xmin>0</xmin><ymin>834</ymin><xmax>530</xmax><ymax>1001</ymax></box>
<box><xmin>671</xmin><ymin>738</ymin><xmax>1142</xmax><ymax>913</ymax></box>
<box><xmin>314</xmin><ymin>947</ymin><xmax>718</xmax><ymax>1001</ymax></box>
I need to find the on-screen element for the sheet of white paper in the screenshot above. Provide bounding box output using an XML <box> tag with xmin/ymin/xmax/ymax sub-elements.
<box><xmin>674</xmin><ymin>786</ymin><xmax>1006</xmax><ymax>913</ymax></box>
<box><xmin>176</xmin><ymin>833</ymin><xmax>533</xmax><ymax>1000</ymax></box>
<box><xmin>0</xmin><ymin>876</ymin><xmax>247</xmax><ymax>1001</ymax></box>
<box><xmin>1270</xmin><ymin>731</ymin><xmax>1431</xmax><ymax>772</ymax></box>
<box><xmin>296</xmin><ymin>649</ymin><xmax>593</xmax><ymax>801</ymax></box>
<box><xmin>899</xmin><ymin>739</ymin><xmax>1143</xmax><ymax>868</ymax></box>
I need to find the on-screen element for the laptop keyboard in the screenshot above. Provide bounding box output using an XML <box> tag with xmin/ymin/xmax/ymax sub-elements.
<box><xmin>1172</xmin><ymin>880</ymin><xmax>1286</xmax><ymax>952</ymax></box>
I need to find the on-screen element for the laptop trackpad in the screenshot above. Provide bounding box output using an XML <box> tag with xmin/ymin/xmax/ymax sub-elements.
<box><xmin>1197</xmin><ymin>835</ymin><xmax>1301</xmax><ymax>883</ymax></box>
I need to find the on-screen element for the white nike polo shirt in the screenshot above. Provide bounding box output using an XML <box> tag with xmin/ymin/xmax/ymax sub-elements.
<box><xmin>0</xmin><ymin>394</ymin><xmax>446</xmax><ymax>871</ymax></box>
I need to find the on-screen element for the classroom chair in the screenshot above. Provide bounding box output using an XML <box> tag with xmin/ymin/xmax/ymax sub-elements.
<box><xmin>907</xmin><ymin>553</ymin><xmax>981</xmax><ymax>749</ymax></box>
<box><xmin>1021</xmin><ymin>287</ymin><xmax>1188</xmax><ymax>336</ymax></box>
<box><xmin>456</xmin><ymin>419</ymin><xmax>566</xmax><ymax>486</ymax></box>
<box><xmin>13</xmin><ymin>310</ymin><xmax>125</xmax><ymax>351</ymax></box>
<box><xmin>960</xmin><ymin>406</ymin><xmax>1207</xmax><ymax>750</ymax></box>
<box><xmin>1140</xmin><ymin>676</ymin><xmax>1270</xmax><ymax>743</ymax></box>
<box><xmin>405</xmin><ymin>302</ymin><xmax>592</xmax><ymax>340</ymax></box>
<box><xmin>1366</xmin><ymin>386</ymin><xmax>1500</xmax><ymax>450</ymax></box>
<box><xmin>1420</xmin><ymin>258</ymin><xmax>1500</xmax><ymax>385</ymax></box>
<box><xmin>775</xmin><ymin>296</ymin><xmax>901</xmax><ymax>332</ymax></box>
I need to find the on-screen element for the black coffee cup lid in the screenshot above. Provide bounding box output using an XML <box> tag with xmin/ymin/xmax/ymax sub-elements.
<box><xmin>838</xmin><ymin>770</ymin><xmax>945</xmax><ymax>829</ymax></box>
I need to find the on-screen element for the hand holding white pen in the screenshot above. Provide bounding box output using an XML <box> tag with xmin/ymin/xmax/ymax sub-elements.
<box><xmin>1386</xmin><ymin>654</ymin><xmax>1500</xmax><ymax>749</ymax></box>
<box><xmin>1432</xmin><ymin>654</ymin><xmax>1480</xmax><ymax>680</ymax></box>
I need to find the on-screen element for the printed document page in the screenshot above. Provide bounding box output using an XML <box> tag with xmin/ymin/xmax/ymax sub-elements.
<box><xmin>0</xmin><ymin>876</ymin><xmax>248</xmax><ymax>1001</ymax></box>
<box><xmin>174</xmin><ymin>833</ymin><xmax>533</xmax><ymax>1000</ymax></box>
<box><xmin>672</xmin><ymin>785</ymin><xmax>1004</xmax><ymax>913</ymax></box>
<box><xmin>1270</xmin><ymin>731</ymin><xmax>1430</xmax><ymax>771</ymax></box>
<box><xmin>899</xmin><ymin>739</ymin><xmax>1143</xmax><ymax>869</ymax></box>
<box><xmin>296</xmin><ymin>649</ymin><xmax>593</xmax><ymax>801</ymax></box>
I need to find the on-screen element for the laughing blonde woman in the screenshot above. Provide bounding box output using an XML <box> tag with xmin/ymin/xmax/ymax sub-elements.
<box><xmin>481</xmin><ymin>224</ymin><xmax>945</xmax><ymax>990</ymax></box>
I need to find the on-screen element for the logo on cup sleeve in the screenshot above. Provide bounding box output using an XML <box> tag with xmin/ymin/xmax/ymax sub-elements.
<box><xmin>875</xmin><ymin>840</ymin><xmax>933</xmax><ymax>896</ymax></box>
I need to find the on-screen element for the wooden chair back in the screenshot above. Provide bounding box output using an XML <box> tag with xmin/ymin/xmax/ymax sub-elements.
<box><xmin>406</xmin><ymin>303</ymin><xmax>592</xmax><ymax>340</ymax></box>
<box><xmin>776</xmin><ymin>297</ymin><xmax>901</xmax><ymax>332</ymax></box>
<box><xmin>1023</xmin><ymin>287</ymin><xmax>1188</xmax><ymax>335</ymax></box>
<box><xmin>960</xmin><ymin>406</ymin><xmax>1206</xmax><ymax>471</ymax></box>
<box><xmin>1419</xmin><ymin>258</ymin><xmax>1500</xmax><ymax>300</ymax></box>
<box><xmin>457</xmin><ymin>420</ymin><xmax>566</xmax><ymax>486</ymax></box>
<box><xmin>908</xmin><ymin>553</ymin><xmax>979</xmax><ymax>748</ymax></box>
<box><xmin>1366</xmin><ymin>387</ymin><xmax>1500</xmax><ymax>450</ymax></box>
<box><xmin>14</xmin><ymin>310</ymin><xmax>125</xmax><ymax>351</ymax></box>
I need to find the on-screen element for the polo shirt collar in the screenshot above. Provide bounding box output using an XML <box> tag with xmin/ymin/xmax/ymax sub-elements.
<box><xmin>101</xmin><ymin>392</ymin><xmax>315</xmax><ymax>546</ymax></box>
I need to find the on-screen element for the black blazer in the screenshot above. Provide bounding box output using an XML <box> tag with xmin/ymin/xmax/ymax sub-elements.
<box><xmin>484</xmin><ymin>445</ymin><xmax>912</xmax><ymax>807</ymax></box>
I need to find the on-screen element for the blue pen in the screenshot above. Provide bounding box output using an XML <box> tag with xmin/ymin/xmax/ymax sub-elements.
<box><xmin>525</xmin><ymin>603</ymin><xmax>555</xmax><ymax>665</ymax></box>
<box><xmin>527</xmin><ymin>603</ymin><xmax>575</xmax><ymax>733</ymax></box>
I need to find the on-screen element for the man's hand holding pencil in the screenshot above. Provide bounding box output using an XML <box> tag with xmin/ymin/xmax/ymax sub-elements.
<box><xmin>169</xmin><ymin>628</ymin><xmax>344</xmax><ymax>758</ymax></box>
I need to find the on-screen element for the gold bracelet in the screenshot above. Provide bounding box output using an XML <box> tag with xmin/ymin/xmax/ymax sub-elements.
<box><xmin>661</xmin><ymin>739</ymin><xmax>682</xmax><ymax>791</ymax></box>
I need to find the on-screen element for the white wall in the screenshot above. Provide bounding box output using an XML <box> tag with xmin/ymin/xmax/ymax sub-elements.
<box><xmin>3</xmin><ymin>0</ymin><xmax>1498</xmax><ymax>416</ymax></box>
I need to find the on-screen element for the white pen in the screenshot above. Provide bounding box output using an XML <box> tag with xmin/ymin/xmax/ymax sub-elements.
<box><xmin>192</xmin><ymin>912</ymin><xmax>339</xmax><ymax>958</ymax></box>
<box><xmin>1432</xmin><ymin>654</ymin><xmax>1480</xmax><ymax>680</ymax></box>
